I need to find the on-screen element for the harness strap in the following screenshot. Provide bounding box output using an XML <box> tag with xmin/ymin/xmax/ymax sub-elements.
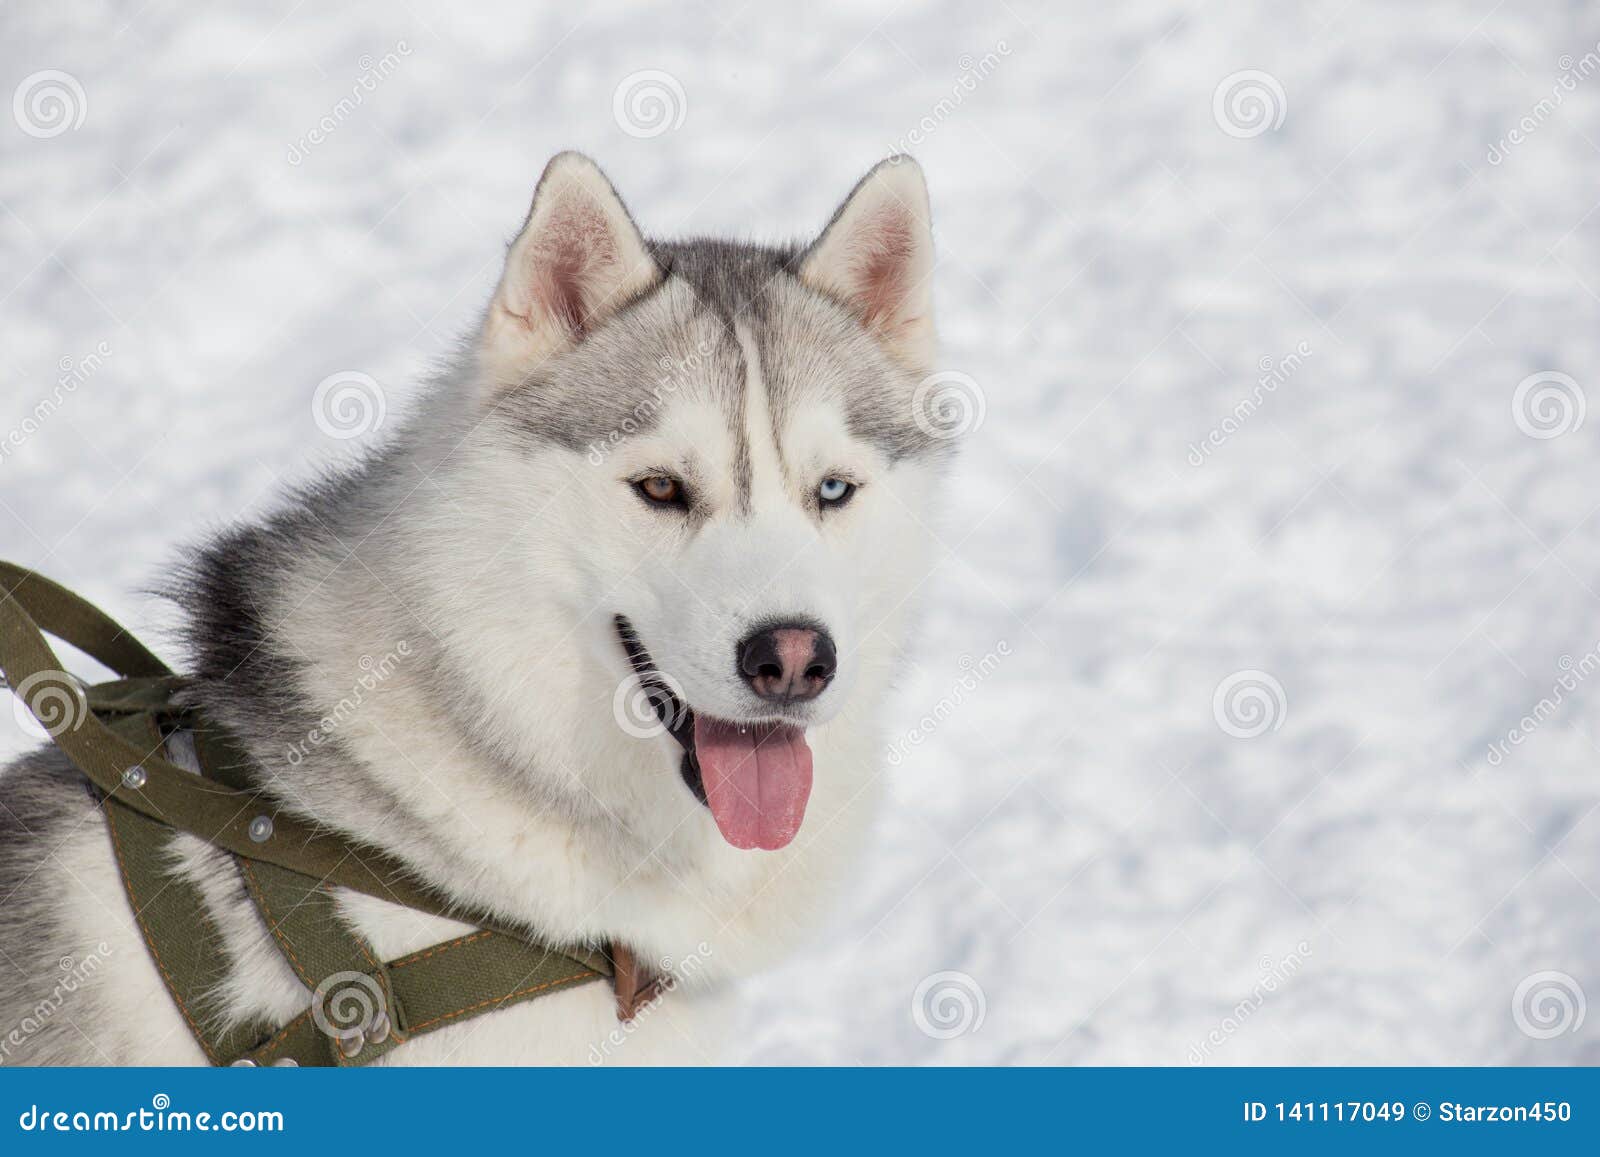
<box><xmin>103</xmin><ymin>752</ymin><xmax>611</xmax><ymax>1068</ymax></box>
<box><xmin>0</xmin><ymin>565</ymin><xmax>464</xmax><ymax>920</ymax></box>
<box><xmin>237</xmin><ymin>858</ymin><xmax>408</xmax><ymax>1066</ymax></box>
<box><xmin>0</xmin><ymin>561</ymin><xmax>667</xmax><ymax>1065</ymax></box>
<box><xmin>101</xmin><ymin>794</ymin><xmax>261</xmax><ymax>1065</ymax></box>
<box><xmin>105</xmin><ymin>759</ymin><xmax>612</xmax><ymax>1067</ymax></box>
<box><xmin>0</xmin><ymin>561</ymin><xmax>613</xmax><ymax>972</ymax></box>
<box><xmin>0</xmin><ymin>563</ymin><xmax>169</xmax><ymax>678</ymax></box>
<box><xmin>241</xmin><ymin>925</ymin><xmax>606</xmax><ymax>1066</ymax></box>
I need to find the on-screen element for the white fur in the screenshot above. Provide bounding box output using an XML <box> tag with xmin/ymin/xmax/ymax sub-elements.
<box><xmin>11</xmin><ymin>156</ymin><xmax>944</xmax><ymax>1066</ymax></box>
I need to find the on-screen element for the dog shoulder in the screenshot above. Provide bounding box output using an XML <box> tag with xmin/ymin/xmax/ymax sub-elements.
<box><xmin>0</xmin><ymin>746</ymin><xmax>212</xmax><ymax>1064</ymax></box>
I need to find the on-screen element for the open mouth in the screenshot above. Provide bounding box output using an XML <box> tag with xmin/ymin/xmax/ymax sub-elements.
<box><xmin>614</xmin><ymin>615</ymin><xmax>813</xmax><ymax>852</ymax></box>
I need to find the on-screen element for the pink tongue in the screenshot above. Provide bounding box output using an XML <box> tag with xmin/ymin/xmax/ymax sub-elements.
<box><xmin>693</xmin><ymin>717</ymin><xmax>813</xmax><ymax>851</ymax></box>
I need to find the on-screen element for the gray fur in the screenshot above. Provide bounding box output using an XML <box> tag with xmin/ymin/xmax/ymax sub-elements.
<box><xmin>0</xmin><ymin>155</ymin><xmax>949</xmax><ymax>1064</ymax></box>
<box><xmin>0</xmin><ymin>747</ymin><xmax>114</xmax><ymax>1064</ymax></box>
<box><xmin>496</xmin><ymin>236</ymin><xmax>949</xmax><ymax>470</ymax></box>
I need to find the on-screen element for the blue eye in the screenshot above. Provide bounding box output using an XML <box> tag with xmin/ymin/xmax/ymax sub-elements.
<box><xmin>818</xmin><ymin>477</ymin><xmax>855</xmax><ymax>506</ymax></box>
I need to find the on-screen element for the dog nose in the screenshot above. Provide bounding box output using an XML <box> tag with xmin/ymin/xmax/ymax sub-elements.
<box><xmin>737</xmin><ymin>625</ymin><xmax>836</xmax><ymax>702</ymax></box>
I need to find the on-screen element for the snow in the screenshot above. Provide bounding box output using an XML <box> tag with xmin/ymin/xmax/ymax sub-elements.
<box><xmin>3</xmin><ymin>1</ymin><xmax>1599</xmax><ymax>1064</ymax></box>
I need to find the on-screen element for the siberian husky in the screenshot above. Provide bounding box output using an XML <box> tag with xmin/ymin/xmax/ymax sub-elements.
<box><xmin>0</xmin><ymin>152</ymin><xmax>951</xmax><ymax>1064</ymax></box>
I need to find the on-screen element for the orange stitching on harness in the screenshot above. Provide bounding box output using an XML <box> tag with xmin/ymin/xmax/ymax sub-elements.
<box><xmin>388</xmin><ymin>930</ymin><xmax>495</xmax><ymax>969</ymax></box>
<box><xmin>237</xmin><ymin>859</ymin><xmax>317</xmax><ymax>989</ymax></box>
<box><xmin>103</xmin><ymin>807</ymin><xmax>221</xmax><ymax>1065</ymax></box>
<box><xmin>252</xmin><ymin>1008</ymin><xmax>314</xmax><ymax>1061</ymax></box>
<box><xmin>239</xmin><ymin>866</ymin><xmax>405</xmax><ymax>1059</ymax></box>
<box><xmin>406</xmin><ymin>969</ymin><xmax>595</xmax><ymax>1032</ymax></box>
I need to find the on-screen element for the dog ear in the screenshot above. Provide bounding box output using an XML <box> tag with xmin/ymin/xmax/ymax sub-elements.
<box><xmin>480</xmin><ymin>152</ymin><xmax>661</xmax><ymax>392</ymax></box>
<box><xmin>799</xmin><ymin>156</ymin><xmax>936</xmax><ymax>372</ymax></box>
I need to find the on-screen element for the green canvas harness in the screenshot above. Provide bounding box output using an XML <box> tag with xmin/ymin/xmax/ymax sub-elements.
<box><xmin>0</xmin><ymin>561</ymin><xmax>662</xmax><ymax>1066</ymax></box>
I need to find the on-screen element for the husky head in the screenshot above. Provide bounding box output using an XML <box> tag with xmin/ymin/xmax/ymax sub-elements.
<box><xmin>424</xmin><ymin>153</ymin><xmax>951</xmax><ymax>856</ymax></box>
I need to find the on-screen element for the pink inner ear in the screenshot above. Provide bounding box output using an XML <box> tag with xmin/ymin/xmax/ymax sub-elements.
<box><xmin>849</xmin><ymin>206</ymin><xmax>918</xmax><ymax>331</ymax></box>
<box><xmin>526</xmin><ymin>197</ymin><xmax>622</xmax><ymax>338</ymax></box>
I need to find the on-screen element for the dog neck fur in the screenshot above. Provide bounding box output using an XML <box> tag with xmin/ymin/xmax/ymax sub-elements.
<box><xmin>172</xmin><ymin>154</ymin><xmax>946</xmax><ymax>987</ymax></box>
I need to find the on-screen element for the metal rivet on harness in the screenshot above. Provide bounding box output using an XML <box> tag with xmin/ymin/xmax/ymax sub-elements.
<box><xmin>0</xmin><ymin>558</ymin><xmax>649</xmax><ymax>1067</ymax></box>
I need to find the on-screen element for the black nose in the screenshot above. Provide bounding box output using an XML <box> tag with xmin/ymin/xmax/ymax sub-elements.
<box><xmin>737</xmin><ymin>624</ymin><xmax>836</xmax><ymax>702</ymax></box>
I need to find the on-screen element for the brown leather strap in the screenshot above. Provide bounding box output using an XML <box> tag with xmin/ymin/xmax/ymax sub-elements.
<box><xmin>609</xmin><ymin>942</ymin><xmax>664</xmax><ymax>1021</ymax></box>
<box><xmin>2</xmin><ymin>559</ymin><xmax>669</xmax><ymax>1058</ymax></box>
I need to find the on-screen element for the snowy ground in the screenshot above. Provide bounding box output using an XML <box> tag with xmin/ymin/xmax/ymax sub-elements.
<box><xmin>3</xmin><ymin>1</ymin><xmax>1599</xmax><ymax>1064</ymax></box>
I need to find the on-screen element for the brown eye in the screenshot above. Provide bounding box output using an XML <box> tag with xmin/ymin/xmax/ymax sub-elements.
<box><xmin>635</xmin><ymin>476</ymin><xmax>684</xmax><ymax>506</ymax></box>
